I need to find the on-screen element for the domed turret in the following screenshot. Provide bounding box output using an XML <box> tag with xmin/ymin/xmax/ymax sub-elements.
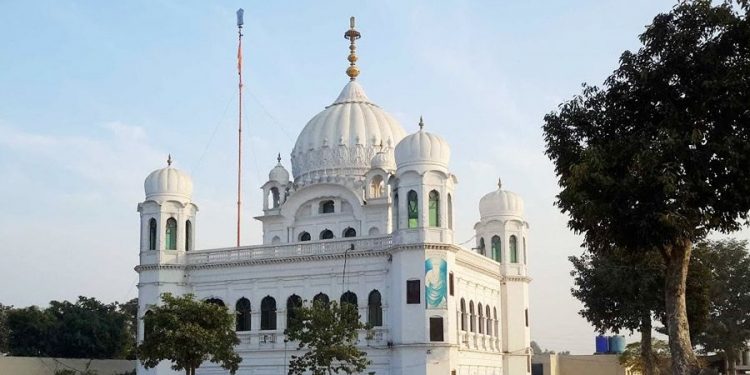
<box><xmin>479</xmin><ymin>178</ymin><xmax>524</xmax><ymax>218</ymax></box>
<box><xmin>291</xmin><ymin>81</ymin><xmax>406</xmax><ymax>183</ymax></box>
<box><xmin>370</xmin><ymin>146</ymin><xmax>395</xmax><ymax>171</ymax></box>
<box><xmin>144</xmin><ymin>155</ymin><xmax>193</xmax><ymax>201</ymax></box>
<box><xmin>394</xmin><ymin>117</ymin><xmax>450</xmax><ymax>170</ymax></box>
<box><xmin>269</xmin><ymin>154</ymin><xmax>290</xmax><ymax>183</ymax></box>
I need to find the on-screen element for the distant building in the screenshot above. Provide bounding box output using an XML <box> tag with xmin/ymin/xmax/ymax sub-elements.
<box><xmin>532</xmin><ymin>354</ymin><xmax>640</xmax><ymax>375</ymax></box>
<box><xmin>136</xmin><ymin>18</ymin><xmax>531</xmax><ymax>375</ymax></box>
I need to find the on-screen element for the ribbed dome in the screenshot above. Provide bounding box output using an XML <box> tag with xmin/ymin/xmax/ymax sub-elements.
<box><xmin>479</xmin><ymin>180</ymin><xmax>524</xmax><ymax>218</ymax></box>
<box><xmin>269</xmin><ymin>157</ymin><xmax>290</xmax><ymax>183</ymax></box>
<box><xmin>394</xmin><ymin>124</ymin><xmax>451</xmax><ymax>169</ymax></box>
<box><xmin>291</xmin><ymin>81</ymin><xmax>406</xmax><ymax>183</ymax></box>
<box><xmin>144</xmin><ymin>165</ymin><xmax>193</xmax><ymax>201</ymax></box>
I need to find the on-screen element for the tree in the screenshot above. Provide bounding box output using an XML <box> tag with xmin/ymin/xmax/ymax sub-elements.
<box><xmin>569</xmin><ymin>248</ymin><xmax>710</xmax><ymax>375</ymax></box>
<box><xmin>137</xmin><ymin>293</ymin><xmax>241</xmax><ymax>375</ymax></box>
<box><xmin>118</xmin><ymin>298</ymin><xmax>138</xmax><ymax>360</ymax></box>
<box><xmin>46</xmin><ymin>296</ymin><xmax>131</xmax><ymax>359</ymax></box>
<box><xmin>285</xmin><ymin>300</ymin><xmax>371</xmax><ymax>375</ymax></box>
<box><xmin>543</xmin><ymin>1</ymin><xmax>750</xmax><ymax>373</ymax></box>
<box><xmin>620</xmin><ymin>339</ymin><xmax>672</xmax><ymax>375</ymax></box>
<box><xmin>0</xmin><ymin>303</ymin><xmax>11</xmax><ymax>353</ymax></box>
<box><xmin>693</xmin><ymin>239</ymin><xmax>750</xmax><ymax>375</ymax></box>
<box><xmin>7</xmin><ymin>306</ymin><xmax>53</xmax><ymax>356</ymax></box>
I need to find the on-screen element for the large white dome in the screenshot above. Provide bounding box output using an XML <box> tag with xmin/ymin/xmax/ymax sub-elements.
<box><xmin>144</xmin><ymin>162</ymin><xmax>193</xmax><ymax>201</ymax></box>
<box><xmin>394</xmin><ymin>121</ymin><xmax>451</xmax><ymax>169</ymax></box>
<box><xmin>479</xmin><ymin>179</ymin><xmax>524</xmax><ymax>218</ymax></box>
<box><xmin>291</xmin><ymin>81</ymin><xmax>406</xmax><ymax>184</ymax></box>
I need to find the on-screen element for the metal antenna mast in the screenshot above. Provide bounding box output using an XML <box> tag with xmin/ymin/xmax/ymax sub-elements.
<box><xmin>236</xmin><ymin>8</ymin><xmax>244</xmax><ymax>247</ymax></box>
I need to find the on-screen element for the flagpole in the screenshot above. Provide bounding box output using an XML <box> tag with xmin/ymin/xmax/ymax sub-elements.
<box><xmin>236</xmin><ymin>9</ymin><xmax>244</xmax><ymax>247</ymax></box>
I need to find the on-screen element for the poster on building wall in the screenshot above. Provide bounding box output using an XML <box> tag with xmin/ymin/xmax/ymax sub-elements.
<box><xmin>425</xmin><ymin>256</ymin><xmax>447</xmax><ymax>309</ymax></box>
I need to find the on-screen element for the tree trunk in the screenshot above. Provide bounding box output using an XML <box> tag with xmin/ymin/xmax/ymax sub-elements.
<box><xmin>641</xmin><ymin>314</ymin><xmax>656</xmax><ymax>375</ymax></box>
<box><xmin>663</xmin><ymin>239</ymin><xmax>700</xmax><ymax>375</ymax></box>
<box><xmin>727</xmin><ymin>350</ymin><xmax>737</xmax><ymax>375</ymax></box>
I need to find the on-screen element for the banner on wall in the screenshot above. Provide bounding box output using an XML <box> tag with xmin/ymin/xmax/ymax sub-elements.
<box><xmin>425</xmin><ymin>256</ymin><xmax>447</xmax><ymax>309</ymax></box>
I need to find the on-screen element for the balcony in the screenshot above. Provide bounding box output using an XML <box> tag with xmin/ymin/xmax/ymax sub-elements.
<box><xmin>187</xmin><ymin>235</ymin><xmax>393</xmax><ymax>266</ymax></box>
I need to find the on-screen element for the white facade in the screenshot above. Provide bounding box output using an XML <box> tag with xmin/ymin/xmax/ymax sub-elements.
<box><xmin>135</xmin><ymin>24</ymin><xmax>531</xmax><ymax>375</ymax></box>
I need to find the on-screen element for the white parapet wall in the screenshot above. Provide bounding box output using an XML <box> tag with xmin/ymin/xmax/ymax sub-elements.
<box><xmin>0</xmin><ymin>356</ymin><xmax>136</xmax><ymax>375</ymax></box>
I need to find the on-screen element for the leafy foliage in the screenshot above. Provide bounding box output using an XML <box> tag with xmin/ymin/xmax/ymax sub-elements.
<box><xmin>0</xmin><ymin>303</ymin><xmax>11</xmax><ymax>353</ymax></box>
<box><xmin>619</xmin><ymin>340</ymin><xmax>671</xmax><ymax>374</ymax></box>
<box><xmin>543</xmin><ymin>1</ymin><xmax>750</xmax><ymax>372</ymax></box>
<box><xmin>693</xmin><ymin>239</ymin><xmax>750</xmax><ymax>373</ymax></box>
<box><xmin>7</xmin><ymin>305</ymin><xmax>54</xmax><ymax>356</ymax></box>
<box><xmin>137</xmin><ymin>293</ymin><xmax>241</xmax><ymax>375</ymax></box>
<box><xmin>118</xmin><ymin>298</ymin><xmax>138</xmax><ymax>360</ymax></box>
<box><xmin>285</xmin><ymin>300</ymin><xmax>371</xmax><ymax>375</ymax></box>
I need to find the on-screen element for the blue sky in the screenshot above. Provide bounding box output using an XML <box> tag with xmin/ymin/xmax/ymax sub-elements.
<box><xmin>2</xmin><ymin>0</ymin><xmax>745</xmax><ymax>354</ymax></box>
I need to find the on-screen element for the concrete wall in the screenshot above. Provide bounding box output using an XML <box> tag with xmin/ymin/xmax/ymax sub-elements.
<box><xmin>532</xmin><ymin>354</ymin><xmax>639</xmax><ymax>375</ymax></box>
<box><xmin>0</xmin><ymin>357</ymin><xmax>135</xmax><ymax>375</ymax></box>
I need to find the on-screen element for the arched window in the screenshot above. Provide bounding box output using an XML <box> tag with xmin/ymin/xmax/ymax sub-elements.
<box><xmin>148</xmin><ymin>218</ymin><xmax>157</xmax><ymax>250</ymax></box>
<box><xmin>469</xmin><ymin>301</ymin><xmax>475</xmax><ymax>332</ymax></box>
<box><xmin>478</xmin><ymin>303</ymin><xmax>484</xmax><ymax>334</ymax></box>
<box><xmin>270</xmin><ymin>187</ymin><xmax>280</xmax><ymax>208</ymax></box>
<box><xmin>460</xmin><ymin>298</ymin><xmax>467</xmax><ymax>331</ymax></box>
<box><xmin>393</xmin><ymin>191</ymin><xmax>399</xmax><ymax>229</ymax></box>
<box><xmin>447</xmin><ymin>193</ymin><xmax>453</xmax><ymax>229</ymax></box>
<box><xmin>319</xmin><ymin>229</ymin><xmax>334</xmax><ymax>240</ymax></box>
<box><xmin>478</xmin><ymin>238</ymin><xmax>486</xmax><ymax>256</ymax></box>
<box><xmin>286</xmin><ymin>295</ymin><xmax>302</xmax><ymax>330</ymax></box>
<box><xmin>343</xmin><ymin>227</ymin><xmax>356</xmax><ymax>238</ymax></box>
<box><xmin>341</xmin><ymin>291</ymin><xmax>358</xmax><ymax>324</ymax></box>
<box><xmin>205</xmin><ymin>298</ymin><xmax>225</xmax><ymax>307</ymax></box>
<box><xmin>428</xmin><ymin>190</ymin><xmax>440</xmax><ymax>227</ymax></box>
<box><xmin>510</xmin><ymin>235</ymin><xmax>518</xmax><ymax>263</ymax></box>
<box><xmin>494</xmin><ymin>307</ymin><xmax>498</xmax><ymax>337</ymax></box>
<box><xmin>165</xmin><ymin>218</ymin><xmax>177</xmax><ymax>250</ymax></box>
<box><xmin>185</xmin><ymin>220</ymin><xmax>192</xmax><ymax>251</ymax></box>
<box><xmin>486</xmin><ymin>305</ymin><xmax>492</xmax><ymax>336</ymax></box>
<box><xmin>271</xmin><ymin>236</ymin><xmax>281</xmax><ymax>244</ymax></box>
<box><xmin>370</xmin><ymin>175</ymin><xmax>384</xmax><ymax>198</ymax></box>
<box><xmin>368</xmin><ymin>290</ymin><xmax>383</xmax><ymax>327</ymax></box>
<box><xmin>235</xmin><ymin>298</ymin><xmax>251</xmax><ymax>331</ymax></box>
<box><xmin>260</xmin><ymin>296</ymin><xmax>277</xmax><ymax>330</ymax></box>
<box><xmin>313</xmin><ymin>293</ymin><xmax>329</xmax><ymax>307</ymax></box>
<box><xmin>368</xmin><ymin>227</ymin><xmax>380</xmax><ymax>236</ymax></box>
<box><xmin>319</xmin><ymin>200</ymin><xmax>335</xmax><ymax>214</ymax></box>
<box><xmin>298</xmin><ymin>232</ymin><xmax>311</xmax><ymax>242</ymax></box>
<box><xmin>491</xmin><ymin>235</ymin><xmax>501</xmax><ymax>262</ymax></box>
<box><xmin>143</xmin><ymin>310</ymin><xmax>153</xmax><ymax>340</ymax></box>
<box><xmin>407</xmin><ymin>190</ymin><xmax>418</xmax><ymax>228</ymax></box>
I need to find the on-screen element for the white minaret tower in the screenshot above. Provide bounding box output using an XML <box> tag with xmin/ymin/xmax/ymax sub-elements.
<box><xmin>476</xmin><ymin>179</ymin><xmax>531</xmax><ymax>375</ymax></box>
<box><xmin>389</xmin><ymin>117</ymin><xmax>457</xmax><ymax>375</ymax></box>
<box><xmin>136</xmin><ymin>155</ymin><xmax>197</xmax><ymax>375</ymax></box>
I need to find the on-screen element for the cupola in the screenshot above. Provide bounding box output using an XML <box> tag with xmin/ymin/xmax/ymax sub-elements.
<box><xmin>143</xmin><ymin>155</ymin><xmax>193</xmax><ymax>201</ymax></box>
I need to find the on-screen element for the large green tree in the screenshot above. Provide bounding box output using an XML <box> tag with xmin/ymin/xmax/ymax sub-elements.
<box><xmin>543</xmin><ymin>1</ymin><xmax>750</xmax><ymax>373</ymax></box>
<box><xmin>7</xmin><ymin>306</ymin><xmax>53</xmax><ymax>356</ymax></box>
<box><xmin>137</xmin><ymin>293</ymin><xmax>241</xmax><ymax>375</ymax></box>
<box><xmin>285</xmin><ymin>300</ymin><xmax>370</xmax><ymax>375</ymax></box>
<box><xmin>693</xmin><ymin>239</ymin><xmax>750</xmax><ymax>375</ymax></box>
<box><xmin>118</xmin><ymin>298</ymin><xmax>139</xmax><ymax>360</ymax></box>
<box><xmin>570</xmin><ymin>248</ymin><xmax>710</xmax><ymax>375</ymax></box>
<box><xmin>0</xmin><ymin>303</ymin><xmax>11</xmax><ymax>353</ymax></box>
<box><xmin>46</xmin><ymin>296</ymin><xmax>131</xmax><ymax>359</ymax></box>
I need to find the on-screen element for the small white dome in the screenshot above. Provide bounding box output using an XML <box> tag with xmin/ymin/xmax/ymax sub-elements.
<box><xmin>479</xmin><ymin>179</ymin><xmax>524</xmax><ymax>218</ymax></box>
<box><xmin>371</xmin><ymin>149</ymin><xmax>395</xmax><ymax>171</ymax></box>
<box><xmin>291</xmin><ymin>81</ymin><xmax>406</xmax><ymax>182</ymax></box>
<box><xmin>269</xmin><ymin>155</ymin><xmax>290</xmax><ymax>183</ymax></box>
<box><xmin>394</xmin><ymin>119</ymin><xmax>450</xmax><ymax>169</ymax></box>
<box><xmin>144</xmin><ymin>160</ymin><xmax>193</xmax><ymax>200</ymax></box>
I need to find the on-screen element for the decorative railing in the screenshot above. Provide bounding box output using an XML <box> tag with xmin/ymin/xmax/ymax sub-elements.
<box><xmin>187</xmin><ymin>235</ymin><xmax>393</xmax><ymax>266</ymax></box>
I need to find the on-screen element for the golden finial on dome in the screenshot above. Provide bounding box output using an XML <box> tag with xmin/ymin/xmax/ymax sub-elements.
<box><xmin>344</xmin><ymin>16</ymin><xmax>361</xmax><ymax>81</ymax></box>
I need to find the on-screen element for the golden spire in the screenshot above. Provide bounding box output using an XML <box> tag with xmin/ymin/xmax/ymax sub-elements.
<box><xmin>344</xmin><ymin>16</ymin><xmax>361</xmax><ymax>81</ymax></box>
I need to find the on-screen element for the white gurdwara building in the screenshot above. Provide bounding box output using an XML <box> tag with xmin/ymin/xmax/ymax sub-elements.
<box><xmin>136</xmin><ymin>19</ymin><xmax>531</xmax><ymax>375</ymax></box>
